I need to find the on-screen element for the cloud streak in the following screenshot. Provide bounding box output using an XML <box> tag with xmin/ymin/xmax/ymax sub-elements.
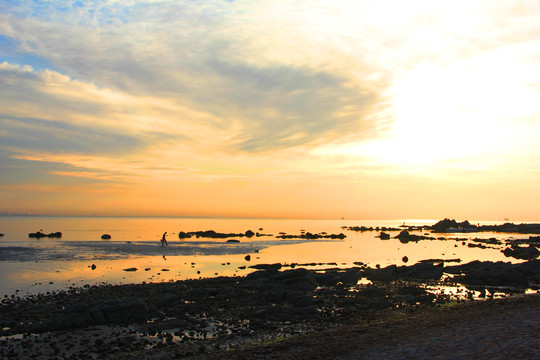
<box><xmin>0</xmin><ymin>0</ymin><xmax>539</xmax><ymax>219</ymax></box>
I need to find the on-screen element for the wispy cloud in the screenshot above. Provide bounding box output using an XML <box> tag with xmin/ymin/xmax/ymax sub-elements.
<box><xmin>1</xmin><ymin>0</ymin><xmax>539</xmax><ymax>218</ymax></box>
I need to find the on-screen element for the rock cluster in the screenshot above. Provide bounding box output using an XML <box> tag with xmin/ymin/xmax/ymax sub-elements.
<box><xmin>430</xmin><ymin>218</ymin><xmax>540</xmax><ymax>234</ymax></box>
<box><xmin>178</xmin><ymin>230</ymin><xmax>256</xmax><ymax>239</ymax></box>
<box><xmin>28</xmin><ymin>231</ymin><xmax>62</xmax><ymax>238</ymax></box>
<box><xmin>502</xmin><ymin>245</ymin><xmax>540</xmax><ymax>260</ymax></box>
<box><xmin>1</xmin><ymin>259</ymin><xmax>538</xmax><ymax>359</ymax></box>
<box><xmin>276</xmin><ymin>232</ymin><xmax>346</xmax><ymax>239</ymax></box>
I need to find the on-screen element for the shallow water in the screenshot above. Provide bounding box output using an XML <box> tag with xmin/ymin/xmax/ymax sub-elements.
<box><xmin>0</xmin><ymin>216</ymin><xmax>535</xmax><ymax>297</ymax></box>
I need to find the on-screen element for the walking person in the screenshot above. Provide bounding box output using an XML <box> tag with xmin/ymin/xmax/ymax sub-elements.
<box><xmin>161</xmin><ymin>232</ymin><xmax>168</xmax><ymax>246</ymax></box>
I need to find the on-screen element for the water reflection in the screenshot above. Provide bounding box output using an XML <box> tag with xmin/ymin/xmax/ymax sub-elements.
<box><xmin>0</xmin><ymin>217</ymin><xmax>536</xmax><ymax>297</ymax></box>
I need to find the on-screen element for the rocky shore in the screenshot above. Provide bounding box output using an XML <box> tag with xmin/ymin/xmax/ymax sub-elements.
<box><xmin>1</xmin><ymin>258</ymin><xmax>539</xmax><ymax>359</ymax></box>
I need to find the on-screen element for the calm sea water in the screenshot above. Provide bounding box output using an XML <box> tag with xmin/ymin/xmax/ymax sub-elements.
<box><xmin>0</xmin><ymin>216</ymin><xmax>534</xmax><ymax>297</ymax></box>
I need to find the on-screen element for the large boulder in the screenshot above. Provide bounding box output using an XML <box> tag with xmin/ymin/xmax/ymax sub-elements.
<box><xmin>366</xmin><ymin>262</ymin><xmax>443</xmax><ymax>281</ymax></box>
<box><xmin>89</xmin><ymin>297</ymin><xmax>149</xmax><ymax>324</ymax></box>
<box><xmin>502</xmin><ymin>245</ymin><xmax>540</xmax><ymax>260</ymax></box>
<box><xmin>445</xmin><ymin>260</ymin><xmax>540</xmax><ymax>288</ymax></box>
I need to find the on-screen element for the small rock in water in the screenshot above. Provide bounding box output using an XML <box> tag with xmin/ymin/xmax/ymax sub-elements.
<box><xmin>101</xmin><ymin>234</ymin><xmax>111</xmax><ymax>239</ymax></box>
<box><xmin>402</xmin><ymin>256</ymin><xmax>409</xmax><ymax>263</ymax></box>
<box><xmin>91</xmin><ymin>264</ymin><xmax>97</xmax><ymax>270</ymax></box>
<box><xmin>245</xmin><ymin>255</ymin><xmax>251</xmax><ymax>261</ymax></box>
<box><xmin>123</xmin><ymin>267</ymin><xmax>138</xmax><ymax>272</ymax></box>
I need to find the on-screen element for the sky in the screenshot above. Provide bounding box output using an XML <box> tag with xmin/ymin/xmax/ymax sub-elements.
<box><xmin>1</xmin><ymin>0</ymin><xmax>539</xmax><ymax>220</ymax></box>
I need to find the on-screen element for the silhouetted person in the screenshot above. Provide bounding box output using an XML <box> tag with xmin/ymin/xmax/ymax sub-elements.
<box><xmin>161</xmin><ymin>232</ymin><xmax>168</xmax><ymax>246</ymax></box>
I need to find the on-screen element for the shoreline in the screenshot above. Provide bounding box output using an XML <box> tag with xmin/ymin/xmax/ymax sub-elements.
<box><xmin>1</xmin><ymin>259</ymin><xmax>539</xmax><ymax>359</ymax></box>
<box><xmin>2</xmin><ymin>218</ymin><xmax>539</xmax><ymax>298</ymax></box>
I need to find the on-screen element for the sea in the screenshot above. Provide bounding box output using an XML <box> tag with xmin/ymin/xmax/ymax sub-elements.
<box><xmin>0</xmin><ymin>216</ymin><xmax>536</xmax><ymax>298</ymax></box>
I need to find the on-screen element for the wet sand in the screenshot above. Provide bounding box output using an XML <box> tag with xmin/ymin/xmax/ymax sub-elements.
<box><xmin>207</xmin><ymin>294</ymin><xmax>540</xmax><ymax>360</ymax></box>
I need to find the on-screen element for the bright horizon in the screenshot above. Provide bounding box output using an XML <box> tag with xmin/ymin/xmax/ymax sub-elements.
<box><xmin>1</xmin><ymin>1</ymin><xmax>539</xmax><ymax>221</ymax></box>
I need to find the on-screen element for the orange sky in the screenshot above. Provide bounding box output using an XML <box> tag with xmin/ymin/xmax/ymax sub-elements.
<box><xmin>1</xmin><ymin>0</ymin><xmax>539</xmax><ymax>220</ymax></box>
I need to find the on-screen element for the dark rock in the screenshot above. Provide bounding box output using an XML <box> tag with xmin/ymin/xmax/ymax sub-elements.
<box><xmin>28</xmin><ymin>231</ymin><xmax>62</xmax><ymax>238</ymax></box>
<box><xmin>89</xmin><ymin>297</ymin><xmax>149</xmax><ymax>324</ymax></box>
<box><xmin>178</xmin><ymin>231</ymin><xmax>192</xmax><ymax>239</ymax></box>
<box><xmin>249</xmin><ymin>263</ymin><xmax>282</xmax><ymax>270</ymax></box>
<box><xmin>358</xmin><ymin>286</ymin><xmax>390</xmax><ymax>308</ymax></box>
<box><xmin>245</xmin><ymin>230</ymin><xmax>255</xmax><ymax>237</ymax></box>
<box><xmin>186</xmin><ymin>287</ymin><xmax>220</xmax><ymax>299</ymax></box>
<box><xmin>294</xmin><ymin>304</ymin><xmax>319</xmax><ymax>317</ymax></box>
<box><xmin>261</xmin><ymin>284</ymin><xmax>290</xmax><ymax>303</ymax></box>
<box><xmin>226</xmin><ymin>239</ymin><xmax>240</xmax><ymax>243</ymax></box>
<box><xmin>245</xmin><ymin>255</ymin><xmax>251</xmax><ymax>261</ymax></box>
<box><xmin>339</xmin><ymin>268</ymin><xmax>361</xmax><ymax>286</ymax></box>
<box><xmin>155</xmin><ymin>293</ymin><xmax>180</xmax><ymax>305</ymax></box>
<box><xmin>402</xmin><ymin>256</ymin><xmax>409</xmax><ymax>263</ymax></box>
<box><xmin>430</xmin><ymin>218</ymin><xmax>475</xmax><ymax>232</ymax></box>
<box><xmin>315</xmin><ymin>271</ymin><xmax>340</xmax><ymax>287</ymax></box>
<box><xmin>445</xmin><ymin>260</ymin><xmax>540</xmax><ymax>288</ymax></box>
<box><xmin>366</xmin><ymin>262</ymin><xmax>443</xmax><ymax>281</ymax></box>
<box><xmin>379</xmin><ymin>232</ymin><xmax>390</xmax><ymax>240</ymax></box>
<box><xmin>123</xmin><ymin>268</ymin><xmax>138</xmax><ymax>272</ymax></box>
<box><xmin>245</xmin><ymin>269</ymin><xmax>279</xmax><ymax>282</ymax></box>
<box><xmin>404</xmin><ymin>293</ymin><xmax>415</xmax><ymax>304</ymax></box>
<box><xmin>101</xmin><ymin>234</ymin><xmax>111</xmax><ymax>239</ymax></box>
<box><xmin>274</xmin><ymin>268</ymin><xmax>317</xmax><ymax>290</ymax></box>
<box><xmin>397</xmin><ymin>230</ymin><xmax>410</xmax><ymax>239</ymax></box>
<box><xmin>91</xmin><ymin>264</ymin><xmax>97</xmax><ymax>270</ymax></box>
<box><xmin>54</xmin><ymin>303</ymin><xmax>93</xmax><ymax>328</ymax></box>
<box><xmin>502</xmin><ymin>245</ymin><xmax>540</xmax><ymax>260</ymax></box>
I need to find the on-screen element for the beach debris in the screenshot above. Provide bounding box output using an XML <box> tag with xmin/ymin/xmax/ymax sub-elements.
<box><xmin>101</xmin><ymin>234</ymin><xmax>112</xmax><ymax>239</ymax></box>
